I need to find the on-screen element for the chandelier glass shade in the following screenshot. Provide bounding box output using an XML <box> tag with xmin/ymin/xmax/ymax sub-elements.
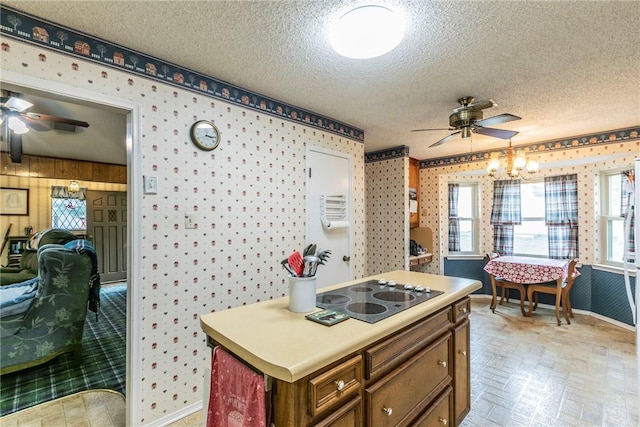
<box><xmin>68</xmin><ymin>180</ymin><xmax>80</xmax><ymax>192</ymax></box>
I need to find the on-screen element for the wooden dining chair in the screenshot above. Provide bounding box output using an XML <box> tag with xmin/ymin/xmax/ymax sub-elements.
<box><xmin>527</xmin><ymin>258</ymin><xmax>579</xmax><ymax>326</ymax></box>
<box><xmin>486</xmin><ymin>253</ymin><xmax>528</xmax><ymax>316</ymax></box>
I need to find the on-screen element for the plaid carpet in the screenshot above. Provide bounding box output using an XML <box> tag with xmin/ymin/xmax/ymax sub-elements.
<box><xmin>0</xmin><ymin>284</ymin><xmax>126</xmax><ymax>416</ymax></box>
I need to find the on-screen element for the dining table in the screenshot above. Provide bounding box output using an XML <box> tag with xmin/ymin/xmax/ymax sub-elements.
<box><xmin>483</xmin><ymin>255</ymin><xmax>576</xmax><ymax>324</ymax></box>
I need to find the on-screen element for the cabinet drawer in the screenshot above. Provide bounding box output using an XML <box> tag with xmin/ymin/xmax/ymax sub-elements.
<box><xmin>365</xmin><ymin>308</ymin><xmax>450</xmax><ymax>380</ymax></box>
<box><xmin>366</xmin><ymin>332</ymin><xmax>451</xmax><ymax>427</ymax></box>
<box><xmin>452</xmin><ymin>298</ymin><xmax>470</xmax><ymax>323</ymax></box>
<box><xmin>411</xmin><ymin>386</ymin><xmax>452</xmax><ymax>427</ymax></box>
<box><xmin>308</xmin><ymin>354</ymin><xmax>362</xmax><ymax>417</ymax></box>
<box><xmin>312</xmin><ymin>395</ymin><xmax>362</xmax><ymax>427</ymax></box>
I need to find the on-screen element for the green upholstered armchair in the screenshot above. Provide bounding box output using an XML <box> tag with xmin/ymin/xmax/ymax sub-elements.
<box><xmin>0</xmin><ymin>229</ymin><xmax>79</xmax><ymax>287</ymax></box>
<box><xmin>0</xmin><ymin>240</ymin><xmax>100</xmax><ymax>375</ymax></box>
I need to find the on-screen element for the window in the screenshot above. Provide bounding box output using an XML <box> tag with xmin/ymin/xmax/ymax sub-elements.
<box><xmin>513</xmin><ymin>181</ymin><xmax>548</xmax><ymax>256</ymax></box>
<box><xmin>51</xmin><ymin>198</ymin><xmax>86</xmax><ymax>230</ymax></box>
<box><xmin>449</xmin><ymin>183</ymin><xmax>478</xmax><ymax>254</ymax></box>
<box><xmin>50</xmin><ymin>186</ymin><xmax>87</xmax><ymax>231</ymax></box>
<box><xmin>601</xmin><ymin>171</ymin><xmax>631</xmax><ymax>265</ymax></box>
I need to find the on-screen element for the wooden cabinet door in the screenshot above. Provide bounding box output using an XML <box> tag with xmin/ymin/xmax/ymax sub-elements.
<box><xmin>453</xmin><ymin>319</ymin><xmax>470</xmax><ymax>424</ymax></box>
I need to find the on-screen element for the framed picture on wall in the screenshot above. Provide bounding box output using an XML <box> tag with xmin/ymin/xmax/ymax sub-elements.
<box><xmin>0</xmin><ymin>188</ymin><xmax>29</xmax><ymax>215</ymax></box>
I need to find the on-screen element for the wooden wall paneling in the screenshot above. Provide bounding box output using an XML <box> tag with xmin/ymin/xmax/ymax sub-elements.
<box><xmin>30</xmin><ymin>156</ymin><xmax>55</xmax><ymax>178</ymax></box>
<box><xmin>112</xmin><ymin>165</ymin><xmax>126</xmax><ymax>184</ymax></box>
<box><xmin>2</xmin><ymin>154</ymin><xmax>124</xmax><ymax>183</ymax></box>
<box><xmin>54</xmin><ymin>158</ymin><xmax>80</xmax><ymax>179</ymax></box>
<box><xmin>76</xmin><ymin>161</ymin><xmax>93</xmax><ymax>180</ymax></box>
<box><xmin>14</xmin><ymin>157</ymin><xmax>30</xmax><ymax>176</ymax></box>
<box><xmin>1</xmin><ymin>153</ymin><xmax>15</xmax><ymax>175</ymax></box>
<box><xmin>92</xmin><ymin>162</ymin><xmax>109</xmax><ymax>183</ymax></box>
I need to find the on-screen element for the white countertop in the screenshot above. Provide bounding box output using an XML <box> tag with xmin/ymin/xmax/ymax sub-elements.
<box><xmin>200</xmin><ymin>270</ymin><xmax>481</xmax><ymax>382</ymax></box>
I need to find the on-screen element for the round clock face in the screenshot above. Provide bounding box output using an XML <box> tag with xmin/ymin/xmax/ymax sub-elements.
<box><xmin>190</xmin><ymin>120</ymin><xmax>220</xmax><ymax>151</ymax></box>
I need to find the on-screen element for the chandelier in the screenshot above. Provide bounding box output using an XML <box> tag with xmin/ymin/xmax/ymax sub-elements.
<box><xmin>487</xmin><ymin>139</ymin><xmax>539</xmax><ymax>179</ymax></box>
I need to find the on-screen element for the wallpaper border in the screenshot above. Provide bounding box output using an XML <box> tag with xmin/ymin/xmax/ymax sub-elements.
<box><xmin>0</xmin><ymin>4</ymin><xmax>364</xmax><ymax>142</ymax></box>
<box><xmin>364</xmin><ymin>145</ymin><xmax>410</xmax><ymax>163</ymax></box>
<box><xmin>419</xmin><ymin>127</ymin><xmax>639</xmax><ymax>169</ymax></box>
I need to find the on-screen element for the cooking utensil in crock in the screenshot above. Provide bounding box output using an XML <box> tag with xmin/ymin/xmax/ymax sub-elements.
<box><xmin>316</xmin><ymin>249</ymin><xmax>332</xmax><ymax>265</ymax></box>
<box><xmin>302</xmin><ymin>255</ymin><xmax>319</xmax><ymax>277</ymax></box>
<box><xmin>281</xmin><ymin>258</ymin><xmax>297</xmax><ymax>277</ymax></box>
<box><xmin>303</xmin><ymin>244</ymin><xmax>317</xmax><ymax>257</ymax></box>
<box><xmin>288</xmin><ymin>251</ymin><xmax>304</xmax><ymax>277</ymax></box>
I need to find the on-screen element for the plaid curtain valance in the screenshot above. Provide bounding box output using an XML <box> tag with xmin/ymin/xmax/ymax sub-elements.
<box><xmin>51</xmin><ymin>186</ymin><xmax>87</xmax><ymax>200</ymax></box>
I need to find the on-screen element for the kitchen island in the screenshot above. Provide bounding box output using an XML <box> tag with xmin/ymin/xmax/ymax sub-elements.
<box><xmin>200</xmin><ymin>270</ymin><xmax>482</xmax><ymax>426</ymax></box>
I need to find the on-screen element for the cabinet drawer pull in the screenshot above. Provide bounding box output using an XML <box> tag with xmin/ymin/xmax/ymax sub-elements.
<box><xmin>439</xmin><ymin>417</ymin><xmax>448</xmax><ymax>425</ymax></box>
<box><xmin>334</xmin><ymin>380</ymin><xmax>345</xmax><ymax>391</ymax></box>
<box><xmin>437</xmin><ymin>360</ymin><xmax>447</xmax><ymax>368</ymax></box>
<box><xmin>459</xmin><ymin>306</ymin><xmax>468</xmax><ymax>313</ymax></box>
<box><xmin>382</xmin><ymin>406</ymin><xmax>393</xmax><ymax>416</ymax></box>
<box><xmin>459</xmin><ymin>350</ymin><xmax>467</xmax><ymax>356</ymax></box>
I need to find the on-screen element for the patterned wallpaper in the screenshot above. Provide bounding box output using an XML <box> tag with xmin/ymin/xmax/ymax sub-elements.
<box><xmin>365</xmin><ymin>154</ymin><xmax>407</xmax><ymax>275</ymax></box>
<box><xmin>0</xmin><ymin>40</ymin><xmax>365</xmax><ymax>424</ymax></box>
<box><xmin>418</xmin><ymin>142</ymin><xmax>639</xmax><ymax>274</ymax></box>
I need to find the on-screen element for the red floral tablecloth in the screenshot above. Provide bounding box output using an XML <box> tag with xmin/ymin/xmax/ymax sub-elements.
<box><xmin>484</xmin><ymin>256</ymin><xmax>574</xmax><ymax>284</ymax></box>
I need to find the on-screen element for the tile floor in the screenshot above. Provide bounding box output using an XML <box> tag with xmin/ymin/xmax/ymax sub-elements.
<box><xmin>461</xmin><ymin>299</ymin><xmax>638</xmax><ymax>427</ymax></box>
<box><xmin>0</xmin><ymin>389</ymin><xmax>125</xmax><ymax>427</ymax></box>
<box><xmin>2</xmin><ymin>298</ymin><xmax>637</xmax><ymax>426</ymax></box>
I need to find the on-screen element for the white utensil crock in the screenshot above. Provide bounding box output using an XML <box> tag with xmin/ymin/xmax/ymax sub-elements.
<box><xmin>288</xmin><ymin>276</ymin><xmax>317</xmax><ymax>313</ymax></box>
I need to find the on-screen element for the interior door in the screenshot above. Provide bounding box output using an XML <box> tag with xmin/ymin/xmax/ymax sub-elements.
<box><xmin>307</xmin><ymin>147</ymin><xmax>352</xmax><ymax>289</ymax></box>
<box><xmin>86</xmin><ymin>190</ymin><xmax>127</xmax><ymax>283</ymax></box>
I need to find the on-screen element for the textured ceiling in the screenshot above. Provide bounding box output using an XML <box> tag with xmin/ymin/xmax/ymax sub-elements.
<box><xmin>2</xmin><ymin>0</ymin><xmax>639</xmax><ymax>163</ymax></box>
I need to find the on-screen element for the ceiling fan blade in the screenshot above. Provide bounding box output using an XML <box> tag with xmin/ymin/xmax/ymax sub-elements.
<box><xmin>9</xmin><ymin>132</ymin><xmax>23</xmax><ymax>163</ymax></box>
<box><xmin>24</xmin><ymin>112</ymin><xmax>90</xmax><ymax>128</ymax></box>
<box><xmin>3</xmin><ymin>96</ymin><xmax>33</xmax><ymax>113</ymax></box>
<box><xmin>475</xmin><ymin>113</ymin><xmax>521</xmax><ymax>127</ymax></box>
<box><xmin>20</xmin><ymin>115</ymin><xmax>50</xmax><ymax>131</ymax></box>
<box><xmin>411</xmin><ymin>127</ymin><xmax>455</xmax><ymax>132</ymax></box>
<box><xmin>473</xmin><ymin>126</ymin><xmax>518</xmax><ymax>139</ymax></box>
<box><xmin>429</xmin><ymin>131</ymin><xmax>461</xmax><ymax>147</ymax></box>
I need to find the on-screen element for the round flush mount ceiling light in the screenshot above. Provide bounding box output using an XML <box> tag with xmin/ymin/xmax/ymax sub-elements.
<box><xmin>330</xmin><ymin>5</ymin><xmax>405</xmax><ymax>59</ymax></box>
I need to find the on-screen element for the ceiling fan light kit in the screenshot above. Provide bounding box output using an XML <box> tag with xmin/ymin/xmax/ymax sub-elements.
<box><xmin>8</xmin><ymin>116</ymin><xmax>28</xmax><ymax>134</ymax></box>
<box><xmin>330</xmin><ymin>5</ymin><xmax>404</xmax><ymax>59</ymax></box>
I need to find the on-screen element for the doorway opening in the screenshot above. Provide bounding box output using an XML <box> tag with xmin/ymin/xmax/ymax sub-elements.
<box><xmin>0</xmin><ymin>71</ymin><xmax>142</xmax><ymax>425</ymax></box>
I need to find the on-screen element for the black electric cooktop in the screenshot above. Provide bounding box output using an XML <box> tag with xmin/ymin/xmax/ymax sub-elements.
<box><xmin>315</xmin><ymin>279</ymin><xmax>444</xmax><ymax>324</ymax></box>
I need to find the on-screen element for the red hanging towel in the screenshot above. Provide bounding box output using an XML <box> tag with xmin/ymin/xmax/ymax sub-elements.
<box><xmin>207</xmin><ymin>346</ymin><xmax>267</xmax><ymax>427</ymax></box>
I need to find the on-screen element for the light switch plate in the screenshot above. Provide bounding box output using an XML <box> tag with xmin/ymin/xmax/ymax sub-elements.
<box><xmin>185</xmin><ymin>213</ymin><xmax>196</xmax><ymax>229</ymax></box>
<box><xmin>143</xmin><ymin>175</ymin><xmax>158</xmax><ymax>194</ymax></box>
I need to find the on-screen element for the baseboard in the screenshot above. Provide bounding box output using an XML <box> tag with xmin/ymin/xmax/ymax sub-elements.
<box><xmin>145</xmin><ymin>400</ymin><xmax>203</xmax><ymax>427</ymax></box>
<box><xmin>469</xmin><ymin>294</ymin><xmax>636</xmax><ymax>332</ymax></box>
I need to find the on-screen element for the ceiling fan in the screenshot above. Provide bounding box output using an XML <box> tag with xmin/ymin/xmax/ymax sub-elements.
<box><xmin>0</xmin><ymin>93</ymin><xmax>90</xmax><ymax>134</ymax></box>
<box><xmin>412</xmin><ymin>96</ymin><xmax>521</xmax><ymax>147</ymax></box>
<box><xmin>1</xmin><ymin>92</ymin><xmax>90</xmax><ymax>163</ymax></box>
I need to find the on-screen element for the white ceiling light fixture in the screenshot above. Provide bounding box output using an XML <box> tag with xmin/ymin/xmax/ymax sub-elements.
<box><xmin>8</xmin><ymin>116</ymin><xmax>29</xmax><ymax>134</ymax></box>
<box><xmin>330</xmin><ymin>5</ymin><xmax>405</xmax><ymax>59</ymax></box>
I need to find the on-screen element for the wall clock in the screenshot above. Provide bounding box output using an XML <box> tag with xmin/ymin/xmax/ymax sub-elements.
<box><xmin>189</xmin><ymin>120</ymin><xmax>220</xmax><ymax>151</ymax></box>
